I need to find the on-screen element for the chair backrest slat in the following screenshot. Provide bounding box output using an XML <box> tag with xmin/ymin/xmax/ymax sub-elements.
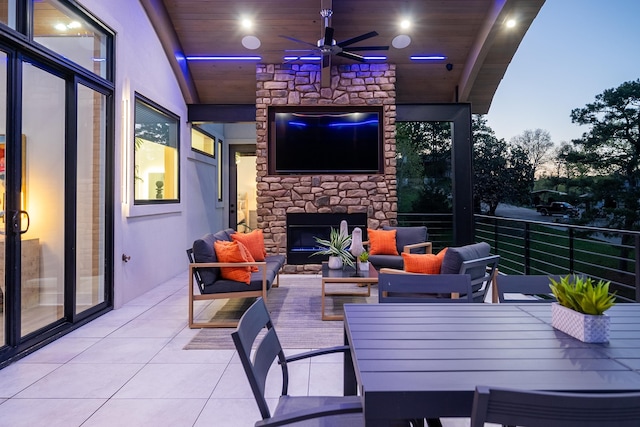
<box><xmin>186</xmin><ymin>248</ymin><xmax>206</xmax><ymax>294</ymax></box>
<box><xmin>471</xmin><ymin>385</ymin><xmax>640</xmax><ymax>427</ymax></box>
<box><xmin>496</xmin><ymin>274</ymin><xmax>560</xmax><ymax>303</ymax></box>
<box><xmin>379</xmin><ymin>273</ymin><xmax>473</xmax><ymax>303</ymax></box>
<box><xmin>460</xmin><ymin>254</ymin><xmax>499</xmax><ymax>302</ymax></box>
<box><xmin>231</xmin><ymin>298</ymin><xmax>288</xmax><ymax>421</ymax></box>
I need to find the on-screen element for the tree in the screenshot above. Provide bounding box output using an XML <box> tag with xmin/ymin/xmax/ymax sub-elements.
<box><xmin>510</xmin><ymin>128</ymin><xmax>554</xmax><ymax>178</ymax></box>
<box><xmin>396</xmin><ymin>122</ymin><xmax>453</xmax><ymax>213</ymax></box>
<box><xmin>569</xmin><ymin>79</ymin><xmax>640</xmax><ymax>230</ymax></box>
<box><xmin>473</xmin><ymin>116</ymin><xmax>535</xmax><ymax>215</ymax></box>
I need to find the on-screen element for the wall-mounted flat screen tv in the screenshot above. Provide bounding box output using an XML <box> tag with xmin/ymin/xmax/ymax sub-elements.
<box><xmin>268</xmin><ymin>106</ymin><xmax>383</xmax><ymax>175</ymax></box>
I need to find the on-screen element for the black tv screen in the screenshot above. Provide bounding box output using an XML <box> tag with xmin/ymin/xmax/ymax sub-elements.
<box><xmin>268</xmin><ymin>106</ymin><xmax>383</xmax><ymax>174</ymax></box>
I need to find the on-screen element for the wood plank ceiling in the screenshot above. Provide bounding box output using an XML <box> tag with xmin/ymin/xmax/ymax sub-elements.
<box><xmin>148</xmin><ymin>0</ymin><xmax>545</xmax><ymax>114</ymax></box>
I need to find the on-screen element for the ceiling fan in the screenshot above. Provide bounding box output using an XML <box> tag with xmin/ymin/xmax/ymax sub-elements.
<box><xmin>280</xmin><ymin>0</ymin><xmax>389</xmax><ymax>87</ymax></box>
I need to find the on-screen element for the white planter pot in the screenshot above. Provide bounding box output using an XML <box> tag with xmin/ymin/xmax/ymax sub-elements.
<box><xmin>551</xmin><ymin>302</ymin><xmax>610</xmax><ymax>343</ymax></box>
<box><xmin>328</xmin><ymin>256</ymin><xmax>343</xmax><ymax>270</ymax></box>
<box><xmin>358</xmin><ymin>261</ymin><xmax>370</xmax><ymax>271</ymax></box>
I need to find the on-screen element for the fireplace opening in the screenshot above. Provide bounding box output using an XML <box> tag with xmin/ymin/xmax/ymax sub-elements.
<box><xmin>286</xmin><ymin>212</ymin><xmax>368</xmax><ymax>265</ymax></box>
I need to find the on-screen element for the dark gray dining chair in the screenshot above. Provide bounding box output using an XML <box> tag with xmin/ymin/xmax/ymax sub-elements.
<box><xmin>470</xmin><ymin>385</ymin><xmax>640</xmax><ymax>427</ymax></box>
<box><xmin>495</xmin><ymin>274</ymin><xmax>560</xmax><ymax>303</ymax></box>
<box><xmin>231</xmin><ymin>297</ymin><xmax>363</xmax><ymax>426</ymax></box>
<box><xmin>378</xmin><ymin>273</ymin><xmax>473</xmax><ymax>303</ymax></box>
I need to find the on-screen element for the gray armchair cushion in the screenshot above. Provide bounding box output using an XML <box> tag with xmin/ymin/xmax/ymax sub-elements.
<box><xmin>382</xmin><ymin>226</ymin><xmax>429</xmax><ymax>254</ymax></box>
<box><xmin>440</xmin><ymin>242</ymin><xmax>491</xmax><ymax>279</ymax></box>
<box><xmin>368</xmin><ymin>254</ymin><xmax>404</xmax><ymax>270</ymax></box>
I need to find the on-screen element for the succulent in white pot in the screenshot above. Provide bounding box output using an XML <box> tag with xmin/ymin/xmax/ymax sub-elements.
<box><xmin>549</xmin><ymin>275</ymin><xmax>616</xmax><ymax>343</ymax></box>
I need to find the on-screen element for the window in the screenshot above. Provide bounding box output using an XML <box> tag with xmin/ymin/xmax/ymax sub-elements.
<box><xmin>191</xmin><ymin>126</ymin><xmax>215</xmax><ymax>157</ymax></box>
<box><xmin>134</xmin><ymin>94</ymin><xmax>179</xmax><ymax>204</ymax></box>
<box><xmin>33</xmin><ymin>0</ymin><xmax>111</xmax><ymax>79</ymax></box>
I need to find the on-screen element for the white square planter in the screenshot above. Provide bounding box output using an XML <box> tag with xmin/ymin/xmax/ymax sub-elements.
<box><xmin>551</xmin><ymin>302</ymin><xmax>610</xmax><ymax>343</ymax></box>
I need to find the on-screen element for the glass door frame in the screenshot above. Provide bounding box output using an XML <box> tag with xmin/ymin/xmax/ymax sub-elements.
<box><xmin>0</xmin><ymin>48</ymin><xmax>114</xmax><ymax>367</ymax></box>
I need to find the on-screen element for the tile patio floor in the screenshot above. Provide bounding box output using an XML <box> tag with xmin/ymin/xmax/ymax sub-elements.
<box><xmin>0</xmin><ymin>272</ymin><xmax>477</xmax><ymax>426</ymax></box>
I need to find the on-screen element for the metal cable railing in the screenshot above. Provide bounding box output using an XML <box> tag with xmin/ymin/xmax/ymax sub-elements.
<box><xmin>397</xmin><ymin>212</ymin><xmax>640</xmax><ymax>302</ymax></box>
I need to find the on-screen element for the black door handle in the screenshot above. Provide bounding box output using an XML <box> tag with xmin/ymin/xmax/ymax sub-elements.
<box><xmin>11</xmin><ymin>210</ymin><xmax>29</xmax><ymax>234</ymax></box>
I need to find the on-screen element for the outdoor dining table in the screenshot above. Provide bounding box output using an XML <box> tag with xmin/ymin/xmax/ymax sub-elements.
<box><xmin>342</xmin><ymin>303</ymin><xmax>640</xmax><ymax>426</ymax></box>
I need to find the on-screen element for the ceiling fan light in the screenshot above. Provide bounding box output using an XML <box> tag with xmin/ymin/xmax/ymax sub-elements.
<box><xmin>242</xmin><ymin>35</ymin><xmax>261</xmax><ymax>50</ymax></box>
<box><xmin>392</xmin><ymin>34</ymin><xmax>411</xmax><ymax>49</ymax></box>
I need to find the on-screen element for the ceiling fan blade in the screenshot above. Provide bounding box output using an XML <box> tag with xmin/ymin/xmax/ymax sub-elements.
<box><xmin>279</xmin><ymin>35</ymin><xmax>317</xmax><ymax>48</ymax></box>
<box><xmin>345</xmin><ymin>45</ymin><xmax>389</xmax><ymax>52</ymax></box>
<box><xmin>337</xmin><ymin>31</ymin><xmax>378</xmax><ymax>48</ymax></box>
<box><xmin>337</xmin><ymin>51</ymin><xmax>366</xmax><ymax>62</ymax></box>
<box><xmin>323</xmin><ymin>26</ymin><xmax>334</xmax><ymax>47</ymax></box>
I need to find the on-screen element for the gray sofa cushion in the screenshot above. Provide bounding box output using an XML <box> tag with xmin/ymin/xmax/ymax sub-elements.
<box><xmin>382</xmin><ymin>226</ymin><xmax>429</xmax><ymax>254</ymax></box>
<box><xmin>194</xmin><ymin>232</ymin><xmax>286</xmax><ymax>293</ymax></box>
<box><xmin>192</xmin><ymin>229</ymin><xmax>235</xmax><ymax>286</ymax></box>
<box><xmin>368</xmin><ymin>254</ymin><xmax>404</xmax><ymax>270</ymax></box>
<box><xmin>440</xmin><ymin>242</ymin><xmax>491</xmax><ymax>279</ymax></box>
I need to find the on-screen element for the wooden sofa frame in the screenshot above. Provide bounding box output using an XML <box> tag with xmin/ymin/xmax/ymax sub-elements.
<box><xmin>186</xmin><ymin>248</ymin><xmax>279</xmax><ymax>328</ymax></box>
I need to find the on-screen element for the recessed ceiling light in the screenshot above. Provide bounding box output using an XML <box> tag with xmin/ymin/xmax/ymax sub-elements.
<box><xmin>54</xmin><ymin>23</ymin><xmax>67</xmax><ymax>31</ymax></box>
<box><xmin>506</xmin><ymin>19</ymin><xmax>516</xmax><ymax>28</ymax></box>
<box><xmin>242</xmin><ymin>35</ymin><xmax>261</xmax><ymax>50</ymax></box>
<box><xmin>241</xmin><ymin>18</ymin><xmax>253</xmax><ymax>29</ymax></box>
<box><xmin>392</xmin><ymin>34</ymin><xmax>411</xmax><ymax>49</ymax></box>
<box><xmin>400</xmin><ymin>19</ymin><xmax>411</xmax><ymax>30</ymax></box>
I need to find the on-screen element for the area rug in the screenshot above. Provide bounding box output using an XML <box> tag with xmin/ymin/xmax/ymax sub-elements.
<box><xmin>184</xmin><ymin>274</ymin><xmax>377</xmax><ymax>350</ymax></box>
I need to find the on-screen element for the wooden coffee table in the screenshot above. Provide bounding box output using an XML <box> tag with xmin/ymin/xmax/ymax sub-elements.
<box><xmin>321</xmin><ymin>262</ymin><xmax>378</xmax><ymax>321</ymax></box>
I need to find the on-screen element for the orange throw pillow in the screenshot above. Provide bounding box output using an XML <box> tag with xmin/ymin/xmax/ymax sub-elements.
<box><xmin>231</xmin><ymin>229</ymin><xmax>267</xmax><ymax>261</ymax></box>
<box><xmin>368</xmin><ymin>228</ymin><xmax>399</xmax><ymax>256</ymax></box>
<box><xmin>237</xmin><ymin>241</ymin><xmax>259</xmax><ymax>272</ymax></box>
<box><xmin>213</xmin><ymin>240</ymin><xmax>252</xmax><ymax>284</ymax></box>
<box><xmin>402</xmin><ymin>248</ymin><xmax>448</xmax><ymax>274</ymax></box>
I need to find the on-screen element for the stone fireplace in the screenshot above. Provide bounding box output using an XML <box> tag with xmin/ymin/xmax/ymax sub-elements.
<box><xmin>255</xmin><ymin>63</ymin><xmax>397</xmax><ymax>273</ymax></box>
<box><xmin>286</xmin><ymin>212</ymin><xmax>368</xmax><ymax>265</ymax></box>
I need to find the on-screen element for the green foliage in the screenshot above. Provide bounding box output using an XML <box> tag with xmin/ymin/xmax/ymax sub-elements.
<box><xmin>567</xmin><ymin>79</ymin><xmax>640</xmax><ymax>231</ymax></box>
<box><xmin>359</xmin><ymin>250</ymin><xmax>369</xmax><ymax>262</ymax></box>
<box><xmin>472</xmin><ymin>116</ymin><xmax>535</xmax><ymax>214</ymax></box>
<box><xmin>549</xmin><ymin>275</ymin><xmax>616</xmax><ymax>315</ymax></box>
<box><xmin>312</xmin><ymin>228</ymin><xmax>355</xmax><ymax>267</ymax></box>
<box><xmin>396</xmin><ymin>122</ymin><xmax>453</xmax><ymax>213</ymax></box>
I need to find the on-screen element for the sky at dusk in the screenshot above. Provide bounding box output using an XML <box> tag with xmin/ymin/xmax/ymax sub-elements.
<box><xmin>485</xmin><ymin>0</ymin><xmax>640</xmax><ymax>145</ymax></box>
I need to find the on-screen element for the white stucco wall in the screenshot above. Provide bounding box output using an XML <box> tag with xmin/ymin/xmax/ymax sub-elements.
<box><xmin>77</xmin><ymin>0</ymin><xmax>222</xmax><ymax>307</ymax></box>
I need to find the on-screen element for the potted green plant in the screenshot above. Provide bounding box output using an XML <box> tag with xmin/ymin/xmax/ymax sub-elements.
<box><xmin>358</xmin><ymin>250</ymin><xmax>370</xmax><ymax>271</ymax></box>
<box><xmin>312</xmin><ymin>227</ymin><xmax>355</xmax><ymax>269</ymax></box>
<box><xmin>549</xmin><ymin>275</ymin><xmax>616</xmax><ymax>343</ymax></box>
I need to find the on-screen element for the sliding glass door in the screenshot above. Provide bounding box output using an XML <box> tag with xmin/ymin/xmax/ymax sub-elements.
<box><xmin>19</xmin><ymin>63</ymin><xmax>66</xmax><ymax>336</ymax></box>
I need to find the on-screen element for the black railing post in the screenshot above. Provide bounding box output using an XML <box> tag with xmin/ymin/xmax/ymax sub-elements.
<box><xmin>525</xmin><ymin>222</ymin><xmax>530</xmax><ymax>275</ymax></box>
<box><xmin>636</xmin><ymin>234</ymin><xmax>640</xmax><ymax>302</ymax></box>
<box><xmin>569</xmin><ymin>228</ymin><xmax>574</xmax><ymax>274</ymax></box>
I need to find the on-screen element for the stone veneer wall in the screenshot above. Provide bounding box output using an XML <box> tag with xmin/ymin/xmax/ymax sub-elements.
<box><xmin>255</xmin><ymin>63</ymin><xmax>397</xmax><ymax>273</ymax></box>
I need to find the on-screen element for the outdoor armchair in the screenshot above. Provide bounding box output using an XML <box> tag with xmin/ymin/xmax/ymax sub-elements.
<box><xmin>231</xmin><ymin>298</ymin><xmax>363</xmax><ymax>426</ymax></box>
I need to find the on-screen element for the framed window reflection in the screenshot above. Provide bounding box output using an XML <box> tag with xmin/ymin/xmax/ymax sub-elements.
<box><xmin>133</xmin><ymin>94</ymin><xmax>180</xmax><ymax>204</ymax></box>
<box><xmin>191</xmin><ymin>126</ymin><xmax>215</xmax><ymax>157</ymax></box>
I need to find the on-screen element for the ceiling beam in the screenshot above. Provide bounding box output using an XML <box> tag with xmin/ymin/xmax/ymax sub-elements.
<box><xmin>456</xmin><ymin>0</ymin><xmax>507</xmax><ymax>106</ymax></box>
<box><xmin>139</xmin><ymin>0</ymin><xmax>200</xmax><ymax>104</ymax></box>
